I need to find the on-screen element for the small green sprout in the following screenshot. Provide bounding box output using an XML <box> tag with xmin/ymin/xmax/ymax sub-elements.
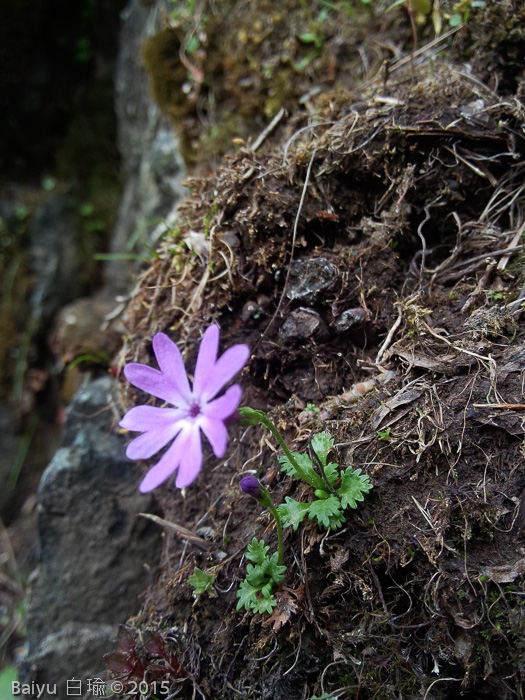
<box><xmin>237</xmin><ymin>477</ymin><xmax>287</xmax><ymax>614</ymax></box>
<box><xmin>486</xmin><ymin>289</ymin><xmax>504</xmax><ymax>302</ymax></box>
<box><xmin>188</xmin><ymin>567</ymin><xmax>215</xmax><ymax>597</ymax></box>
<box><xmin>377</xmin><ymin>427</ymin><xmax>391</xmax><ymax>441</ymax></box>
<box><xmin>236</xmin><ymin>538</ymin><xmax>286</xmax><ymax>614</ymax></box>
<box><xmin>306</xmin><ymin>402</ymin><xmax>321</xmax><ymax>414</ymax></box>
<box><xmin>66</xmin><ymin>352</ymin><xmax>110</xmax><ymax>371</ymax></box>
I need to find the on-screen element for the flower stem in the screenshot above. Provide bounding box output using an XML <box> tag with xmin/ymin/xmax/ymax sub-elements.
<box><xmin>267</xmin><ymin>501</ymin><xmax>284</xmax><ymax>567</ymax></box>
<box><xmin>255</xmin><ymin>485</ymin><xmax>285</xmax><ymax>567</ymax></box>
<box><xmin>261</xmin><ymin>414</ymin><xmax>324</xmax><ymax>491</ymax></box>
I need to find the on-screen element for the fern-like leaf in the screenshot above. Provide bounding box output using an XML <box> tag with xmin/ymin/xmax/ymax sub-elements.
<box><xmin>278</xmin><ymin>497</ymin><xmax>310</xmax><ymax>531</ymax></box>
<box><xmin>308</xmin><ymin>494</ymin><xmax>343</xmax><ymax>529</ymax></box>
<box><xmin>236</xmin><ymin>580</ymin><xmax>260</xmax><ymax>611</ymax></box>
<box><xmin>279</xmin><ymin>451</ymin><xmax>317</xmax><ymax>483</ymax></box>
<box><xmin>245</xmin><ymin>538</ymin><xmax>270</xmax><ymax>565</ymax></box>
<box><xmin>338</xmin><ymin>467</ymin><xmax>373</xmax><ymax>509</ymax></box>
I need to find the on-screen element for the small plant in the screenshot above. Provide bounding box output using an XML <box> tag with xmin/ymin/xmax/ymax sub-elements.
<box><xmin>306</xmin><ymin>401</ymin><xmax>321</xmax><ymax>414</ymax></box>
<box><xmin>236</xmin><ymin>538</ymin><xmax>287</xmax><ymax>614</ymax></box>
<box><xmin>277</xmin><ymin>431</ymin><xmax>373</xmax><ymax>531</ymax></box>
<box><xmin>448</xmin><ymin>0</ymin><xmax>486</xmax><ymax>27</ymax></box>
<box><xmin>376</xmin><ymin>427</ymin><xmax>391</xmax><ymax>441</ymax></box>
<box><xmin>239</xmin><ymin>410</ymin><xmax>373</xmax><ymax>533</ymax></box>
<box><xmin>121</xmin><ymin>329</ymin><xmax>373</xmax><ymax>622</ymax></box>
<box><xmin>188</xmin><ymin>567</ymin><xmax>215</xmax><ymax>597</ymax></box>
<box><xmin>486</xmin><ymin>289</ymin><xmax>504</xmax><ymax>302</ymax></box>
<box><xmin>237</xmin><ymin>477</ymin><xmax>286</xmax><ymax>613</ymax></box>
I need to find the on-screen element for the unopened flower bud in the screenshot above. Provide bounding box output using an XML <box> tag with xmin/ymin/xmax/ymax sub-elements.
<box><xmin>238</xmin><ymin>406</ymin><xmax>267</xmax><ymax>426</ymax></box>
<box><xmin>240</xmin><ymin>476</ymin><xmax>263</xmax><ymax>500</ymax></box>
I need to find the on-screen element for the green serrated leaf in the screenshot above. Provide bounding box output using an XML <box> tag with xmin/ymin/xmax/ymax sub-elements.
<box><xmin>236</xmin><ymin>580</ymin><xmax>260</xmax><ymax>611</ymax></box>
<box><xmin>310</xmin><ymin>432</ymin><xmax>340</xmax><ymax>485</ymax></box>
<box><xmin>267</xmin><ymin>552</ymin><xmax>287</xmax><ymax>583</ymax></box>
<box><xmin>246</xmin><ymin>562</ymin><xmax>270</xmax><ymax>588</ymax></box>
<box><xmin>251</xmin><ymin>594</ymin><xmax>277</xmax><ymax>614</ymax></box>
<box><xmin>260</xmin><ymin>581</ymin><xmax>274</xmax><ymax>598</ymax></box>
<box><xmin>278</xmin><ymin>497</ymin><xmax>310</xmax><ymax>531</ymax></box>
<box><xmin>236</xmin><ymin>578</ymin><xmax>278</xmax><ymax>614</ymax></box>
<box><xmin>327</xmin><ymin>509</ymin><xmax>346</xmax><ymax>530</ymax></box>
<box><xmin>338</xmin><ymin>467</ymin><xmax>373</xmax><ymax>509</ymax></box>
<box><xmin>279</xmin><ymin>452</ymin><xmax>317</xmax><ymax>483</ymax></box>
<box><xmin>246</xmin><ymin>538</ymin><xmax>270</xmax><ymax>565</ymax></box>
<box><xmin>239</xmin><ymin>537</ymin><xmax>286</xmax><ymax>614</ymax></box>
<box><xmin>310</xmin><ymin>431</ymin><xmax>334</xmax><ymax>465</ymax></box>
<box><xmin>308</xmin><ymin>495</ymin><xmax>343</xmax><ymax>529</ymax></box>
<box><xmin>188</xmin><ymin>567</ymin><xmax>215</xmax><ymax>596</ymax></box>
<box><xmin>323</xmin><ymin>461</ymin><xmax>340</xmax><ymax>486</ymax></box>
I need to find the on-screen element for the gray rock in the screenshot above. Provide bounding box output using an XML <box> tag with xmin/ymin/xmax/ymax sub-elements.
<box><xmin>29</xmin><ymin>194</ymin><xmax>86</xmax><ymax>326</ymax></box>
<box><xmin>332</xmin><ymin>307</ymin><xmax>377</xmax><ymax>346</ymax></box>
<box><xmin>18</xmin><ymin>2</ymin><xmax>184</xmax><ymax>694</ymax></box>
<box><xmin>279</xmin><ymin>307</ymin><xmax>328</xmax><ymax>342</ymax></box>
<box><xmin>286</xmin><ymin>258</ymin><xmax>338</xmax><ymax>304</ymax></box>
<box><xmin>18</xmin><ymin>376</ymin><xmax>162</xmax><ymax>697</ymax></box>
<box><xmin>333</xmin><ymin>307</ymin><xmax>367</xmax><ymax>332</ymax></box>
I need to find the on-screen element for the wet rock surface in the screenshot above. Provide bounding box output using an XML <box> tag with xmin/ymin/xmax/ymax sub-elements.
<box><xmin>286</xmin><ymin>258</ymin><xmax>338</xmax><ymax>304</ymax></box>
<box><xmin>18</xmin><ymin>376</ymin><xmax>162</xmax><ymax>697</ymax></box>
<box><xmin>332</xmin><ymin>307</ymin><xmax>367</xmax><ymax>333</ymax></box>
<box><xmin>332</xmin><ymin>307</ymin><xmax>377</xmax><ymax>345</ymax></box>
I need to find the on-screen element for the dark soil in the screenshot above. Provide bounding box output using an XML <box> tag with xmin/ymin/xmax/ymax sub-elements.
<box><xmin>113</xmin><ymin>52</ymin><xmax>525</xmax><ymax>700</ymax></box>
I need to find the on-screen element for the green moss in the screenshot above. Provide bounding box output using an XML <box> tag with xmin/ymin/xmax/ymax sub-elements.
<box><xmin>140</xmin><ymin>0</ymin><xmax>374</xmax><ymax>168</ymax></box>
<box><xmin>141</xmin><ymin>28</ymin><xmax>190</xmax><ymax>120</ymax></box>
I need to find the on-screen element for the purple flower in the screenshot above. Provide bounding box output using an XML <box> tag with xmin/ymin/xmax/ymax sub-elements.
<box><xmin>120</xmin><ymin>325</ymin><xmax>250</xmax><ymax>492</ymax></box>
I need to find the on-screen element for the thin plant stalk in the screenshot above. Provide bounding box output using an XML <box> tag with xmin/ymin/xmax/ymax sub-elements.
<box><xmin>266</xmin><ymin>501</ymin><xmax>284</xmax><ymax>567</ymax></box>
<box><xmin>261</xmin><ymin>414</ymin><xmax>324</xmax><ymax>491</ymax></box>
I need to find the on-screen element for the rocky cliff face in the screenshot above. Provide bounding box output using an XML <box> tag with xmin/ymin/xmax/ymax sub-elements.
<box><xmin>19</xmin><ymin>377</ymin><xmax>163</xmax><ymax>693</ymax></box>
<box><xmin>109</xmin><ymin>0</ymin><xmax>185</xmax><ymax>297</ymax></box>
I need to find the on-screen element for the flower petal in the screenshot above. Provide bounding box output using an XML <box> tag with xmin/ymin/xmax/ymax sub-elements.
<box><xmin>152</xmin><ymin>333</ymin><xmax>192</xmax><ymax>400</ymax></box>
<box><xmin>192</xmin><ymin>324</ymin><xmax>219</xmax><ymax>395</ymax></box>
<box><xmin>124</xmin><ymin>364</ymin><xmax>188</xmax><ymax>405</ymax></box>
<box><xmin>203</xmin><ymin>385</ymin><xmax>242</xmax><ymax>421</ymax></box>
<box><xmin>138</xmin><ymin>429</ymin><xmax>186</xmax><ymax>492</ymax></box>
<box><xmin>125</xmin><ymin>422</ymin><xmax>182</xmax><ymax>460</ymax></box>
<box><xmin>200</xmin><ymin>344</ymin><xmax>250</xmax><ymax>401</ymax></box>
<box><xmin>120</xmin><ymin>405</ymin><xmax>183</xmax><ymax>432</ymax></box>
<box><xmin>199</xmin><ymin>416</ymin><xmax>228</xmax><ymax>458</ymax></box>
<box><xmin>138</xmin><ymin>424</ymin><xmax>203</xmax><ymax>492</ymax></box>
<box><xmin>174</xmin><ymin>426</ymin><xmax>203</xmax><ymax>488</ymax></box>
